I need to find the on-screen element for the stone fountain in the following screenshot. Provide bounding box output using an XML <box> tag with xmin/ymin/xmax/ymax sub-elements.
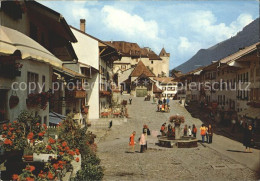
<box><xmin>158</xmin><ymin>115</ymin><xmax>198</xmax><ymax>148</ymax></box>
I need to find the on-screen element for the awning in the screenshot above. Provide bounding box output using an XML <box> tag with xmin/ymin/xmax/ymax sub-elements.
<box><xmin>0</xmin><ymin>26</ymin><xmax>63</xmax><ymax>68</ymax></box>
<box><xmin>238</xmin><ymin>108</ymin><xmax>260</xmax><ymax>119</ymax></box>
<box><xmin>49</xmin><ymin>112</ymin><xmax>66</xmax><ymax>125</ymax></box>
<box><xmin>53</xmin><ymin>67</ymin><xmax>86</xmax><ymax>79</ymax></box>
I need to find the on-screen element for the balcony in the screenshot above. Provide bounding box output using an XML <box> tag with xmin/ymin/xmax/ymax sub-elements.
<box><xmin>100</xmin><ymin>90</ymin><xmax>111</xmax><ymax>96</ymax></box>
<box><xmin>66</xmin><ymin>88</ymin><xmax>86</xmax><ymax>100</ymax></box>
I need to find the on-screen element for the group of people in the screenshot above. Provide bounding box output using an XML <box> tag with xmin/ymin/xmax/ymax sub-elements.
<box><xmin>129</xmin><ymin>125</ymin><xmax>150</xmax><ymax>153</ymax></box>
<box><xmin>200</xmin><ymin>124</ymin><xmax>213</xmax><ymax>143</ymax></box>
<box><xmin>160</xmin><ymin>123</ymin><xmax>198</xmax><ymax>138</ymax></box>
<box><xmin>157</xmin><ymin>98</ymin><xmax>170</xmax><ymax>112</ymax></box>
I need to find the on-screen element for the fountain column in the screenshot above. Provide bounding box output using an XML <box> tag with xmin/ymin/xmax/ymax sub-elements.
<box><xmin>175</xmin><ymin>124</ymin><xmax>181</xmax><ymax>139</ymax></box>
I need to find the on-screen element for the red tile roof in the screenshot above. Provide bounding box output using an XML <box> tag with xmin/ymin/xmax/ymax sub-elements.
<box><xmin>130</xmin><ymin>60</ymin><xmax>155</xmax><ymax>77</ymax></box>
<box><xmin>153</xmin><ymin>84</ymin><xmax>163</xmax><ymax>93</ymax></box>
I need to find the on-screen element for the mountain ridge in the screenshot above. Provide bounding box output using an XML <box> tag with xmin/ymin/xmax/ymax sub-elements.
<box><xmin>174</xmin><ymin>18</ymin><xmax>259</xmax><ymax>73</ymax></box>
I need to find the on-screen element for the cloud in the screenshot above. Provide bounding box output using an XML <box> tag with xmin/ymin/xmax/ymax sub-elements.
<box><xmin>188</xmin><ymin>11</ymin><xmax>253</xmax><ymax>42</ymax></box>
<box><xmin>101</xmin><ymin>5</ymin><xmax>159</xmax><ymax>41</ymax></box>
<box><xmin>177</xmin><ymin>37</ymin><xmax>201</xmax><ymax>55</ymax></box>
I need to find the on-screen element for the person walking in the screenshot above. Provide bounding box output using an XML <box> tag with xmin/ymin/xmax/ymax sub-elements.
<box><xmin>192</xmin><ymin>124</ymin><xmax>197</xmax><ymax>138</ymax></box>
<box><xmin>129</xmin><ymin>98</ymin><xmax>132</xmax><ymax>105</ymax></box>
<box><xmin>200</xmin><ymin>124</ymin><xmax>206</xmax><ymax>143</ymax></box>
<box><xmin>208</xmin><ymin>124</ymin><xmax>213</xmax><ymax>143</ymax></box>
<box><xmin>188</xmin><ymin>126</ymin><xmax>192</xmax><ymax>137</ymax></box>
<box><xmin>129</xmin><ymin>131</ymin><xmax>136</xmax><ymax>152</ymax></box>
<box><xmin>139</xmin><ymin>131</ymin><xmax>146</xmax><ymax>153</ymax></box>
<box><xmin>205</xmin><ymin>126</ymin><xmax>209</xmax><ymax>143</ymax></box>
<box><xmin>166</xmin><ymin>97</ymin><xmax>170</xmax><ymax>106</ymax></box>
<box><xmin>143</xmin><ymin>125</ymin><xmax>149</xmax><ymax>150</ymax></box>
<box><xmin>183</xmin><ymin>124</ymin><xmax>188</xmax><ymax>136</ymax></box>
<box><xmin>243</xmin><ymin>124</ymin><xmax>253</xmax><ymax>153</ymax></box>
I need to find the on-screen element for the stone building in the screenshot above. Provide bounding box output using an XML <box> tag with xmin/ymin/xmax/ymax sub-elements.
<box><xmin>106</xmin><ymin>41</ymin><xmax>170</xmax><ymax>79</ymax></box>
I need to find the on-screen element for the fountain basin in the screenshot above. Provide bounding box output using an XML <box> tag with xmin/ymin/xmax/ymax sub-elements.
<box><xmin>158</xmin><ymin>136</ymin><xmax>198</xmax><ymax>148</ymax></box>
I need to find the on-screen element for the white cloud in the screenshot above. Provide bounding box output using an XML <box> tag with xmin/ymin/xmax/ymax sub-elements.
<box><xmin>101</xmin><ymin>5</ymin><xmax>159</xmax><ymax>41</ymax></box>
<box><xmin>177</xmin><ymin>37</ymin><xmax>201</xmax><ymax>55</ymax></box>
<box><xmin>188</xmin><ymin>11</ymin><xmax>253</xmax><ymax>42</ymax></box>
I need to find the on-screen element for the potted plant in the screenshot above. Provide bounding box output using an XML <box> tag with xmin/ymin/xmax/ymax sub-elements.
<box><xmin>23</xmin><ymin>146</ymin><xmax>34</xmax><ymax>161</ymax></box>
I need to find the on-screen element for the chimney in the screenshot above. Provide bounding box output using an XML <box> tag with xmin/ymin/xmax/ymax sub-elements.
<box><xmin>80</xmin><ymin>19</ymin><xmax>86</xmax><ymax>32</ymax></box>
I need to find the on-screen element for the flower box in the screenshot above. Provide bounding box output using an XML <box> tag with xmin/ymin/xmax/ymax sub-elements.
<box><xmin>33</xmin><ymin>153</ymin><xmax>57</xmax><ymax>162</ymax></box>
<box><xmin>23</xmin><ymin>155</ymin><xmax>33</xmax><ymax>161</ymax></box>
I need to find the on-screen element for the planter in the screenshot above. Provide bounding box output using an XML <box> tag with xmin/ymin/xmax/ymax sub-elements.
<box><xmin>9</xmin><ymin>95</ymin><xmax>19</xmax><ymax>109</ymax></box>
<box><xmin>33</xmin><ymin>153</ymin><xmax>56</xmax><ymax>162</ymax></box>
<box><xmin>23</xmin><ymin>155</ymin><xmax>33</xmax><ymax>161</ymax></box>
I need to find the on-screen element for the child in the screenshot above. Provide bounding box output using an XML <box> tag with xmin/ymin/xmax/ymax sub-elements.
<box><xmin>188</xmin><ymin>126</ymin><xmax>192</xmax><ymax>137</ymax></box>
<box><xmin>129</xmin><ymin>131</ymin><xmax>136</xmax><ymax>152</ymax></box>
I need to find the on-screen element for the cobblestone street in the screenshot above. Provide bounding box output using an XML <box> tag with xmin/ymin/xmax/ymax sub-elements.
<box><xmin>97</xmin><ymin>96</ymin><xmax>258</xmax><ymax>180</ymax></box>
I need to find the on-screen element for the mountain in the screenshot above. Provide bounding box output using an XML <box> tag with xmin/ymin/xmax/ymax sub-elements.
<box><xmin>174</xmin><ymin>18</ymin><xmax>259</xmax><ymax>73</ymax></box>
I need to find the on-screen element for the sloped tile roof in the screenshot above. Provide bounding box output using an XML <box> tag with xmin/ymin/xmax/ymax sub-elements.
<box><xmin>130</xmin><ymin>60</ymin><xmax>155</xmax><ymax>77</ymax></box>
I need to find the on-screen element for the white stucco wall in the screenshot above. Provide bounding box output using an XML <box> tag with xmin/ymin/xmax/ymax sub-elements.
<box><xmin>0</xmin><ymin>59</ymin><xmax>50</xmax><ymax>124</ymax></box>
<box><xmin>70</xmin><ymin>27</ymin><xmax>100</xmax><ymax>120</ymax></box>
<box><xmin>70</xmin><ymin>28</ymin><xmax>99</xmax><ymax>70</ymax></box>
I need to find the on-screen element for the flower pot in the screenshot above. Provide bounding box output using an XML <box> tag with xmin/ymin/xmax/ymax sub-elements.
<box><xmin>23</xmin><ymin>155</ymin><xmax>33</xmax><ymax>161</ymax></box>
<box><xmin>33</xmin><ymin>153</ymin><xmax>56</xmax><ymax>162</ymax></box>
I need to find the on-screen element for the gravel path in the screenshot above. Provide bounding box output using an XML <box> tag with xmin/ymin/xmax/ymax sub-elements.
<box><xmin>97</xmin><ymin>96</ymin><xmax>257</xmax><ymax>180</ymax></box>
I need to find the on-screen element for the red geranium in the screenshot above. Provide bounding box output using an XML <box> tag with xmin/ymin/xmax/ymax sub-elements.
<box><xmin>27</xmin><ymin>132</ymin><xmax>34</xmax><ymax>140</ymax></box>
<box><xmin>9</xmin><ymin>127</ymin><xmax>14</xmax><ymax>131</ymax></box>
<box><xmin>26</xmin><ymin>177</ymin><xmax>34</xmax><ymax>181</ymax></box>
<box><xmin>2</xmin><ymin>134</ymin><xmax>6</xmax><ymax>138</ymax></box>
<box><xmin>12</xmin><ymin>174</ymin><xmax>19</xmax><ymax>180</ymax></box>
<box><xmin>38</xmin><ymin>132</ymin><xmax>44</xmax><ymax>137</ymax></box>
<box><xmin>46</xmin><ymin>145</ymin><xmax>52</xmax><ymax>151</ymax></box>
<box><xmin>59</xmin><ymin>152</ymin><xmax>64</xmax><ymax>156</ymax></box>
<box><xmin>25</xmin><ymin>165</ymin><xmax>35</xmax><ymax>172</ymax></box>
<box><xmin>75</xmin><ymin>157</ymin><xmax>80</xmax><ymax>162</ymax></box>
<box><xmin>75</xmin><ymin>148</ymin><xmax>80</xmax><ymax>155</ymax></box>
<box><xmin>65</xmin><ymin>146</ymin><xmax>70</xmax><ymax>151</ymax></box>
<box><xmin>4</xmin><ymin>139</ymin><xmax>12</xmax><ymax>145</ymax></box>
<box><xmin>53</xmin><ymin>163</ymin><xmax>59</xmax><ymax>170</ymax></box>
<box><xmin>36</xmin><ymin>123</ymin><xmax>40</xmax><ymax>126</ymax></box>
<box><xmin>38</xmin><ymin>171</ymin><xmax>46</xmax><ymax>179</ymax></box>
<box><xmin>43</xmin><ymin>124</ymin><xmax>47</xmax><ymax>130</ymax></box>
<box><xmin>47</xmin><ymin>172</ymin><xmax>54</xmax><ymax>180</ymax></box>
<box><xmin>68</xmin><ymin>150</ymin><xmax>75</xmax><ymax>156</ymax></box>
<box><xmin>8</xmin><ymin>131</ymin><xmax>12</xmax><ymax>136</ymax></box>
<box><xmin>48</xmin><ymin>138</ymin><xmax>56</xmax><ymax>144</ymax></box>
<box><xmin>62</xmin><ymin>141</ymin><xmax>67</xmax><ymax>147</ymax></box>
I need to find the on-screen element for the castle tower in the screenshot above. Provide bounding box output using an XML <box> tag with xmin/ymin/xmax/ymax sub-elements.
<box><xmin>159</xmin><ymin>48</ymin><xmax>170</xmax><ymax>77</ymax></box>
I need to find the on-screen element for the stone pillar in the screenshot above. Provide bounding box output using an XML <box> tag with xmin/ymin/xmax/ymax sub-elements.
<box><xmin>175</xmin><ymin>124</ymin><xmax>181</xmax><ymax>139</ymax></box>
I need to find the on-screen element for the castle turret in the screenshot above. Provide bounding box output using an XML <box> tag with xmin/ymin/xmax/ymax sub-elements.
<box><xmin>159</xmin><ymin>48</ymin><xmax>170</xmax><ymax>77</ymax></box>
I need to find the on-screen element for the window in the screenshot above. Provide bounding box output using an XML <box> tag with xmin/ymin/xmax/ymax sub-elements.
<box><xmin>223</xmin><ymin>95</ymin><xmax>225</xmax><ymax>105</ymax></box>
<box><xmin>151</xmin><ymin>61</ymin><xmax>153</xmax><ymax>64</ymax></box>
<box><xmin>27</xmin><ymin>72</ymin><xmax>39</xmax><ymax>94</ymax></box>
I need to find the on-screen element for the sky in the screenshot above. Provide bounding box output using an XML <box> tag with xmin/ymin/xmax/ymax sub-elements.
<box><xmin>39</xmin><ymin>0</ymin><xmax>259</xmax><ymax>69</ymax></box>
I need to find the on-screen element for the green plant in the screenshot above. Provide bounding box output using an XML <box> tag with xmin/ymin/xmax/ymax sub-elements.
<box><xmin>73</xmin><ymin>159</ymin><xmax>103</xmax><ymax>181</ymax></box>
<box><xmin>24</xmin><ymin>146</ymin><xmax>34</xmax><ymax>155</ymax></box>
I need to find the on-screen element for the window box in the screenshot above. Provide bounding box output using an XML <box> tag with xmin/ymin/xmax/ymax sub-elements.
<box><xmin>26</xmin><ymin>92</ymin><xmax>52</xmax><ymax>110</ymax></box>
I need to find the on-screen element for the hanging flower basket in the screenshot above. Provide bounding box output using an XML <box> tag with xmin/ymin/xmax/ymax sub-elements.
<box><xmin>26</xmin><ymin>92</ymin><xmax>52</xmax><ymax>110</ymax></box>
<box><xmin>9</xmin><ymin>95</ymin><xmax>19</xmax><ymax>109</ymax></box>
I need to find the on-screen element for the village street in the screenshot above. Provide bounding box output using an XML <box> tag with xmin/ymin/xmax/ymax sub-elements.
<box><xmin>97</xmin><ymin>96</ymin><xmax>259</xmax><ymax>180</ymax></box>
